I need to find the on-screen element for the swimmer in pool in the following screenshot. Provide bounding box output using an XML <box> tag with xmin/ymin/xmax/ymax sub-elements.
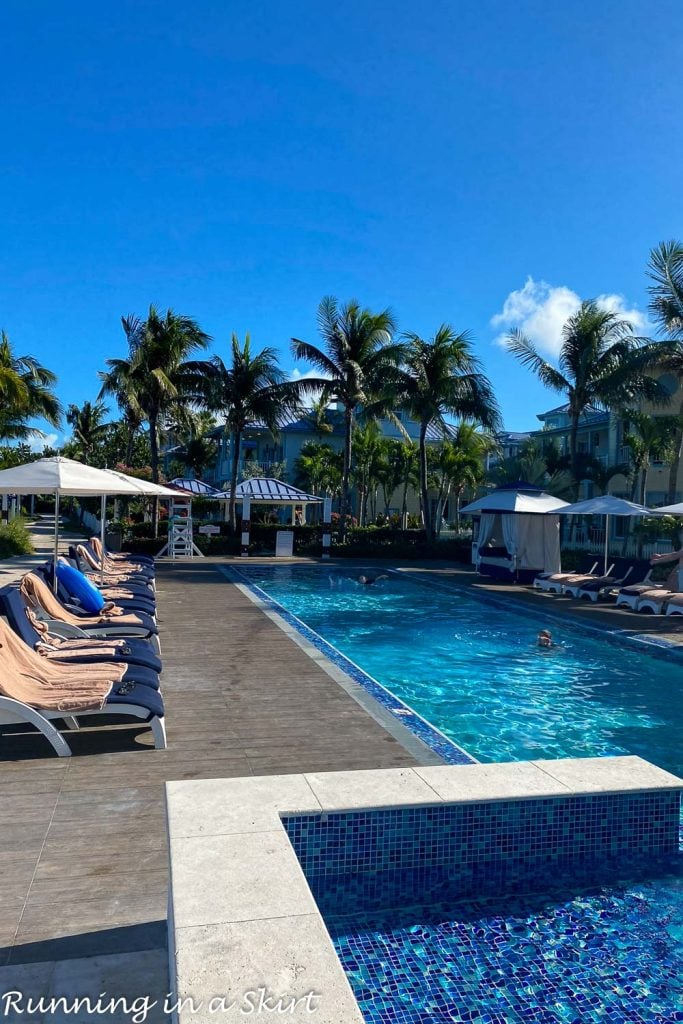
<box><xmin>537</xmin><ymin>629</ymin><xmax>554</xmax><ymax>649</ymax></box>
<box><xmin>358</xmin><ymin>574</ymin><xmax>389</xmax><ymax>586</ymax></box>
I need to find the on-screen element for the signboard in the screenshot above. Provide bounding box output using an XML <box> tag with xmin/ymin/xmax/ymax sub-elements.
<box><xmin>275</xmin><ymin>530</ymin><xmax>294</xmax><ymax>557</ymax></box>
<box><xmin>198</xmin><ymin>524</ymin><xmax>221</xmax><ymax>536</ymax></box>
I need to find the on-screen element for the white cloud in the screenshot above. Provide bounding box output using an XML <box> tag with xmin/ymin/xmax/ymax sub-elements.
<box><xmin>289</xmin><ymin>367</ymin><xmax>330</xmax><ymax>382</ymax></box>
<box><xmin>28</xmin><ymin>432</ymin><xmax>59</xmax><ymax>452</ymax></box>
<box><xmin>491</xmin><ymin>277</ymin><xmax>649</xmax><ymax>359</ymax></box>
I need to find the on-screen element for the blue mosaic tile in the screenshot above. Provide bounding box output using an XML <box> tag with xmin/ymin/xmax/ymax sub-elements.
<box><xmin>326</xmin><ymin>865</ymin><xmax>683</xmax><ymax>1024</ymax></box>
<box><xmin>283</xmin><ymin>793</ymin><xmax>681</xmax><ymax>889</ymax></box>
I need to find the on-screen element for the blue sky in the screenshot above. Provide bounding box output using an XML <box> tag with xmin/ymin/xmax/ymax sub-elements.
<box><xmin>1</xmin><ymin>0</ymin><xmax>681</xmax><ymax>443</ymax></box>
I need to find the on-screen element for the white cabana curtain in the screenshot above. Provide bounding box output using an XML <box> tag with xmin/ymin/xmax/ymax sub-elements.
<box><xmin>474</xmin><ymin>513</ymin><xmax>497</xmax><ymax>567</ymax></box>
<box><xmin>500</xmin><ymin>513</ymin><xmax>561</xmax><ymax>573</ymax></box>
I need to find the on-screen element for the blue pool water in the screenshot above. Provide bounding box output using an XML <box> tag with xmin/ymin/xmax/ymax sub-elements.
<box><xmin>328</xmin><ymin>868</ymin><xmax>683</xmax><ymax>1024</ymax></box>
<box><xmin>237</xmin><ymin>566</ymin><xmax>683</xmax><ymax>777</ymax></box>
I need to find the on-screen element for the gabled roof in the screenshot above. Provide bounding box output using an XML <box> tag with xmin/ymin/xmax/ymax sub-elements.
<box><xmin>167</xmin><ymin>477</ymin><xmax>221</xmax><ymax>495</ymax></box>
<box><xmin>215</xmin><ymin>477</ymin><xmax>322</xmax><ymax>503</ymax></box>
<box><xmin>536</xmin><ymin>403</ymin><xmax>608</xmax><ymax>425</ymax></box>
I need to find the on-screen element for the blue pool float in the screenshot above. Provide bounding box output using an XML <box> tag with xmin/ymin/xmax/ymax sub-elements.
<box><xmin>56</xmin><ymin>561</ymin><xmax>105</xmax><ymax>613</ymax></box>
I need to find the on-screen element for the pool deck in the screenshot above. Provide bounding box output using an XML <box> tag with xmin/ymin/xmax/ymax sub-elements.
<box><xmin>1</xmin><ymin>554</ymin><xmax>681</xmax><ymax>988</ymax></box>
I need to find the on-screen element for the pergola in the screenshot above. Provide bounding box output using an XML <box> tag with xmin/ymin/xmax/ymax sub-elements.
<box><xmin>215</xmin><ymin>478</ymin><xmax>328</xmax><ymax>557</ymax></box>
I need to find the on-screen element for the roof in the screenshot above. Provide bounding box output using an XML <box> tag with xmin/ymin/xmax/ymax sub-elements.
<box><xmin>536</xmin><ymin>403</ymin><xmax>608</xmax><ymax>424</ymax></box>
<box><xmin>208</xmin><ymin>410</ymin><xmax>456</xmax><ymax>442</ymax></box>
<box><xmin>216</xmin><ymin>477</ymin><xmax>322</xmax><ymax>503</ymax></box>
<box><xmin>167</xmin><ymin>477</ymin><xmax>221</xmax><ymax>496</ymax></box>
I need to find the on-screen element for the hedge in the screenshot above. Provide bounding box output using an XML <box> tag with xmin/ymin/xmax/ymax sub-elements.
<box><xmin>0</xmin><ymin>517</ymin><xmax>35</xmax><ymax>558</ymax></box>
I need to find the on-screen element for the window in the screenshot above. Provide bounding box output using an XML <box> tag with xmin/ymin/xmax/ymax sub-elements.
<box><xmin>657</xmin><ymin>373</ymin><xmax>678</xmax><ymax>397</ymax></box>
<box><xmin>592</xmin><ymin>432</ymin><xmax>600</xmax><ymax>447</ymax></box>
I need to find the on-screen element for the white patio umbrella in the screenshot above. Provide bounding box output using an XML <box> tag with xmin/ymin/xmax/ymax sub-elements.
<box><xmin>554</xmin><ymin>495</ymin><xmax>654</xmax><ymax>574</ymax></box>
<box><xmin>92</xmin><ymin>470</ymin><xmax>179</xmax><ymax>582</ymax></box>
<box><xmin>0</xmin><ymin>457</ymin><xmax>148</xmax><ymax>591</ymax></box>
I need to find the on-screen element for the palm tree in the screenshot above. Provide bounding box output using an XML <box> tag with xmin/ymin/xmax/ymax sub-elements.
<box><xmin>508</xmin><ymin>301</ymin><xmax>667</xmax><ymax>498</ymax></box>
<box><xmin>442</xmin><ymin>424</ymin><xmax>498</xmax><ymax>531</ymax></box>
<box><xmin>647</xmin><ymin>241</ymin><xmax>683</xmax><ymax>502</ymax></box>
<box><xmin>292</xmin><ymin>297</ymin><xmax>401</xmax><ymax>530</ymax></box>
<box><xmin>100</xmin><ymin>307</ymin><xmax>210</xmax><ymax>532</ymax></box>
<box><xmin>0</xmin><ymin>331</ymin><xmax>61</xmax><ymax>442</ymax></box>
<box><xmin>399</xmin><ymin>325</ymin><xmax>500</xmax><ymax>542</ymax></box>
<box><xmin>622</xmin><ymin>412</ymin><xmax>679</xmax><ymax>504</ymax></box>
<box><xmin>65</xmin><ymin>400</ymin><xmax>109</xmax><ymax>464</ymax></box>
<box><xmin>351</xmin><ymin>421</ymin><xmax>385</xmax><ymax>525</ymax></box>
<box><xmin>191</xmin><ymin>334</ymin><xmax>302</xmax><ymax>530</ymax></box>
<box><xmin>294</xmin><ymin>442</ymin><xmax>343</xmax><ymax>497</ymax></box>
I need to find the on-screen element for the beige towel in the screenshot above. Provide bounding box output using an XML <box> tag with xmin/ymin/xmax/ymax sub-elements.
<box><xmin>0</xmin><ymin>618</ymin><xmax>118</xmax><ymax>712</ymax></box>
<box><xmin>76</xmin><ymin>545</ymin><xmax>144</xmax><ymax>583</ymax></box>
<box><xmin>87</xmin><ymin>539</ymin><xmax>148</xmax><ymax>576</ymax></box>
<box><xmin>20</xmin><ymin>574</ymin><xmax>148</xmax><ymax>629</ymax></box>
<box><xmin>28</xmin><ymin>611</ymin><xmax>134</xmax><ymax>662</ymax></box>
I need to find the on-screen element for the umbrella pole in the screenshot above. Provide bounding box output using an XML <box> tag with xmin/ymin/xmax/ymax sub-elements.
<box><xmin>604</xmin><ymin>514</ymin><xmax>609</xmax><ymax>575</ymax></box>
<box><xmin>53</xmin><ymin>489</ymin><xmax>60</xmax><ymax>594</ymax></box>
<box><xmin>100</xmin><ymin>494</ymin><xmax>107</xmax><ymax>586</ymax></box>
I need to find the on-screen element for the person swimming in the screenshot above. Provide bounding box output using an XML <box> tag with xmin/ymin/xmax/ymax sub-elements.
<box><xmin>537</xmin><ymin>629</ymin><xmax>554</xmax><ymax>649</ymax></box>
<box><xmin>358</xmin><ymin>574</ymin><xmax>389</xmax><ymax>586</ymax></box>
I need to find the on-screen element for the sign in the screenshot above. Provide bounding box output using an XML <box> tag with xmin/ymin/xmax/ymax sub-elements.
<box><xmin>198</xmin><ymin>524</ymin><xmax>221</xmax><ymax>536</ymax></box>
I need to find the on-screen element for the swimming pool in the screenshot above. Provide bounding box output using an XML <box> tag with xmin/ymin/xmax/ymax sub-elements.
<box><xmin>234</xmin><ymin>565</ymin><xmax>683</xmax><ymax>777</ymax></box>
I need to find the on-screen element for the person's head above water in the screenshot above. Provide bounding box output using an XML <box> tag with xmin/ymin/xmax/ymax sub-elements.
<box><xmin>537</xmin><ymin>629</ymin><xmax>553</xmax><ymax>648</ymax></box>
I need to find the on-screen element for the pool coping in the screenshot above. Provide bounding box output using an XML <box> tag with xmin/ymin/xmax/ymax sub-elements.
<box><xmin>165</xmin><ymin>757</ymin><xmax>683</xmax><ymax>1023</ymax></box>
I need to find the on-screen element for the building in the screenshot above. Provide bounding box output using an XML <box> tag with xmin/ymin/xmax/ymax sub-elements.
<box><xmin>200</xmin><ymin>405</ymin><xmax>456</xmax><ymax>519</ymax></box>
<box><xmin>528</xmin><ymin>368</ymin><xmax>683</xmax><ymax>504</ymax></box>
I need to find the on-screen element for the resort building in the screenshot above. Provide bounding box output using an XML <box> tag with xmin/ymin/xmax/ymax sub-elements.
<box><xmin>199</xmin><ymin>405</ymin><xmax>456</xmax><ymax>518</ymax></box>
<box><xmin>529</xmin><ymin>369</ymin><xmax>683</xmax><ymax>504</ymax></box>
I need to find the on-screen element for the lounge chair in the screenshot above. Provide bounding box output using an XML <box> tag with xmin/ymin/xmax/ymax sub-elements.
<box><xmin>560</xmin><ymin>563</ymin><xmax>616</xmax><ymax>598</ymax></box>
<box><xmin>533</xmin><ymin>557</ymin><xmax>600</xmax><ymax>593</ymax></box>
<box><xmin>74</xmin><ymin>544</ymin><xmax>156</xmax><ymax>593</ymax></box>
<box><xmin>83</xmin><ymin>536</ymin><xmax>154</xmax><ymax>577</ymax></box>
<box><xmin>42</xmin><ymin>560</ymin><xmax>157</xmax><ymax>619</ymax></box>
<box><xmin>0</xmin><ymin>618</ymin><xmax>166</xmax><ymax>756</ymax></box>
<box><xmin>91</xmin><ymin>535</ymin><xmax>154</xmax><ymax>568</ymax></box>
<box><xmin>40</xmin><ymin>560</ymin><xmax>157</xmax><ymax>620</ymax></box>
<box><xmin>573</xmin><ymin>559</ymin><xmax>634</xmax><ymax>602</ymax></box>
<box><xmin>0</xmin><ymin>586</ymin><xmax>162</xmax><ymax>674</ymax></box>
<box><xmin>614</xmin><ymin>570</ymin><xmax>659</xmax><ymax>610</ymax></box>
<box><xmin>20</xmin><ymin>573</ymin><xmax>161</xmax><ymax>655</ymax></box>
<box><xmin>635</xmin><ymin>589</ymin><xmax>679</xmax><ymax>614</ymax></box>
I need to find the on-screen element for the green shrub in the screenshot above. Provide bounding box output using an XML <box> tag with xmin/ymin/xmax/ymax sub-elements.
<box><xmin>0</xmin><ymin>517</ymin><xmax>34</xmax><ymax>558</ymax></box>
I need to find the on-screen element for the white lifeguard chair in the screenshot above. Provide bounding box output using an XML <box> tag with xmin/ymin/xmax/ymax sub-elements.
<box><xmin>157</xmin><ymin>494</ymin><xmax>204</xmax><ymax>559</ymax></box>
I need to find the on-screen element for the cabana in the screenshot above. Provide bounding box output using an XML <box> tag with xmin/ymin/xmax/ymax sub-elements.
<box><xmin>460</xmin><ymin>482</ymin><xmax>568</xmax><ymax>582</ymax></box>
<box><xmin>216</xmin><ymin>478</ymin><xmax>324</xmax><ymax>557</ymax></box>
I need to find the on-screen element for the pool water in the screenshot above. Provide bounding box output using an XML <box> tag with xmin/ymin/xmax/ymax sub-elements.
<box><xmin>328</xmin><ymin>865</ymin><xmax>683</xmax><ymax>1024</ymax></box>
<box><xmin>237</xmin><ymin>566</ymin><xmax>683</xmax><ymax>777</ymax></box>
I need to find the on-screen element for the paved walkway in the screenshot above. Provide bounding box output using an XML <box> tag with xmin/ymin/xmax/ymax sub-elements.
<box><xmin>1</xmin><ymin>561</ymin><xmax>425</xmax><ymax>971</ymax></box>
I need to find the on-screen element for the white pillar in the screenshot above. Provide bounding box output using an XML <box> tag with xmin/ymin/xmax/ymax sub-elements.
<box><xmin>321</xmin><ymin>497</ymin><xmax>332</xmax><ymax>559</ymax></box>
<box><xmin>241</xmin><ymin>497</ymin><xmax>251</xmax><ymax>557</ymax></box>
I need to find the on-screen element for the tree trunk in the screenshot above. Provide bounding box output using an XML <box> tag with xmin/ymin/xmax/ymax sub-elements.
<box><xmin>228</xmin><ymin>428</ymin><xmax>242</xmax><ymax>532</ymax></box>
<box><xmin>666</xmin><ymin>400</ymin><xmax>683</xmax><ymax>503</ymax></box>
<box><xmin>401</xmin><ymin>477</ymin><xmax>409</xmax><ymax>529</ymax></box>
<box><xmin>340</xmin><ymin>407</ymin><xmax>353</xmax><ymax>537</ymax></box>
<box><xmin>569</xmin><ymin>413</ymin><xmax>580</xmax><ymax>500</ymax></box>
<box><xmin>125</xmin><ymin>423</ymin><xmax>135</xmax><ymax>466</ymax></box>
<box><xmin>149</xmin><ymin>411</ymin><xmax>160</xmax><ymax>537</ymax></box>
<box><xmin>639</xmin><ymin>462</ymin><xmax>648</xmax><ymax>506</ymax></box>
<box><xmin>419</xmin><ymin>421</ymin><xmax>432</xmax><ymax>542</ymax></box>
